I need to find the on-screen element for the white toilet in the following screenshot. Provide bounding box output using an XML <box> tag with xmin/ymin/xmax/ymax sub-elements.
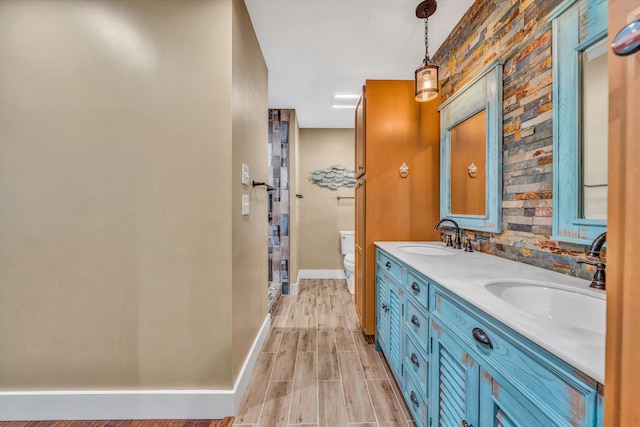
<box><xmin>340</xmin><ymin>230</ymin><xmax>355</xmax><ymax>294</ymax></box>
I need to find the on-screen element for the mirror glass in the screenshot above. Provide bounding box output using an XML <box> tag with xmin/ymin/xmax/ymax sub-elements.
<box><xmin>450</xmin><ymin>109</ymin><xmax>486</xmax><ymax>215</ymax></box>
<box><xmin>581</xmin><ymin>37</ymin><xmax>608</xmax><ymax>220</ymax></box>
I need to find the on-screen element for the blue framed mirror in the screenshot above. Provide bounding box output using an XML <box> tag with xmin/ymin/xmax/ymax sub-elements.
<box><xmin>549</xmin><ymin>0</ymin><xmax>608</xmax><ymax>245</ymax></box>
<box><xmin>439</xmin><ymin>59</ymin><xmax>504</xmax><ymax>233</ymax></box>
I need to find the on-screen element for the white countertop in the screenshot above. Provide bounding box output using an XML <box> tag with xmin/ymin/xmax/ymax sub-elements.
<box><xmin>375</xmin><ymin>241</ymin><xmax>606</xmax><ymax>384</ymax></box>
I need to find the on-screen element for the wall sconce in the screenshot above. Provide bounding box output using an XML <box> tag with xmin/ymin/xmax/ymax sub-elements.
<box><xmin>399</xmin><ymin>162</ymin><xmax>410</xmax><ymax>178</ymax></box>
<box><xmin>467</xmin><ymin>162</ymin><xmax>478</xmax><ymax>178</ymax></box>
<box><xmin>415</xmin><ymin>0</ymin><xmax>439</xmax><ymax>102</ymax></box>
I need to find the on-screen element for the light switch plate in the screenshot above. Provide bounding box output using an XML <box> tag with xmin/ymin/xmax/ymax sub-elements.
<box><xmin>242</xmin><ymin>195</ymin><xmax>250</xmax><ymax>215</ymax></box>
<box><xmin>242</xmin><ymin>163</ymin><xmax>250</xmax><ymax>186</ymax></box>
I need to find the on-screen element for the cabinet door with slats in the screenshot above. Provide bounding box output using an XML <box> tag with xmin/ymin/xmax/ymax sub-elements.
<box><xmin>479</xmin><ymin>367</ymin><xmax>557</xmax><ymax>427</ymax></box>
<box><xmin>430</xmin><ymin>321</ymin><xmax>479</xmax><ymax>427</ymax></box>
<box><xmin>375</xmin><ymin>273</ymin><xmax>389</xmax><ymax>354</ymax></box>
<box><xmin>387</xmin><ymin>281</ymin><xmax>403</xmax><ymax>379</ymax></box>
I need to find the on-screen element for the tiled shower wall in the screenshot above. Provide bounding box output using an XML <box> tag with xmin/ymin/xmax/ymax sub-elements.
<box><xmin>432</xmin><ymin>0</ymin><xmax>599</xmax><ymax>280</ymax></box>
<box><xmin>268</xmin><ymin>109</ymin><xmax>292</xmax><ymax>311</ymax></box>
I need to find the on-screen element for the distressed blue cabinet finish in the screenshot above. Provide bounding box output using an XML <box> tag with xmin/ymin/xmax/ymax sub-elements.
<box><xmin>404</xmin><ymin>268</ymin><xmax>431</xmax><ymax>421</ymax></box>
<box><xmin>387</xmin><ymin>281</ymin><xmax>403</xmax><ymax>379</ymax></box>
<box><xmin>431</xmin><ymin>319</ymin><xmax>562</xmax><ymax>427</ymax></box>
<box><xmin>376</xmin><ymin>250</ymin><xmax>434</xmax><ymax>424</ymax></box>
<box><xmin>430</xmin><ymin>322</ymin><xmax>480</xmax><ymax>427</ymax></box>
<box><xmin>375</xmin><ymin>253</ymin><xmax>403</xmax><ymax>379</ymax></box>
<box><xmin>375</xmin><ymin>248</ymin><xmax>603</xmax><ymax>427</ymax></box>
<box><xmin>375</xmin><ymin>272</ymin><xmax>389</xmax><ymax>352</ymax></box>
<box><xmin>549</xmin><ymin>0</ymin><xmax>608</xmax><ymax>244</ymax></box>
<box><xmin>404</xmin><ymin>364</ymin><xmax>429</xmax><ymax>425</ymax></box>
<box><xmin>479</xmin><ymin>367</ymin><xmax>558</xmax><ymax>427</ymax></box>
<box><xmin>430</xmin><ymin>284</ymin><xmax>601</xmax><ymax>426</ymax></box>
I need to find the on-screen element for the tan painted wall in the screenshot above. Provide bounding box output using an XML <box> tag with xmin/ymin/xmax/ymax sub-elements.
<box><xmin>231</xmin><ymin>0</ymin><xmax>269</xmax><ymax>380</ymax></box>
<box><xmin>298</xmin><ymin>128</ymin><xmax>355</xmax><ymax>270</ymax></box>
<box><xmin>0</xmin><ymin>0</ymin><xmax>266</xmax><ymax>391</ymax></box>
<box><xmin>288</xmin><ymin>113</ymin><xmax>301</xmax><ymax>284</ymax></box>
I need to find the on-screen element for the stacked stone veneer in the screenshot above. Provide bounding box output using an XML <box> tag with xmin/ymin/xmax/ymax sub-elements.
<box><xmin>268</xmin><ymin>109</ymin><xmax>292</xmax><ymax>309</ymax></box>
<box><xmin>432</xmin><ymin>0</ymin><xmax>600</xmax><ymax>280</ymax></box>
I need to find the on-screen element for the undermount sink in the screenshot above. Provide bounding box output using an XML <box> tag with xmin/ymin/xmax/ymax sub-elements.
<box><xmin>398</xmin><ymin>244</ymin><xmax>457</xmax><ymax>256</ymax></box>
<box><xmin>485</xmin><ymin>281</ymin><xmax>606</xmax><ymax>334</ymax></box>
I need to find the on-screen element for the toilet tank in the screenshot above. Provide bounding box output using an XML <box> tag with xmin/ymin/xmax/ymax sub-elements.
<box><xmin>340</xmin><ymin>230</ymin><xmax>355</xmax><ymax>255</ymax></box>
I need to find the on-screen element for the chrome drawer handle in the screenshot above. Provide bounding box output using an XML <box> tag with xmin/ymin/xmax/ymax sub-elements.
<box><xmin>410</xmin><ymin>353</ymin><xmax>419</xmax><ymax>368</ymax></box>
<box><xmin>411</xmin><ymin>315</ymin><xmax>420</xmax><ymax>327</ymax></box>
<box><xmin>472</xmin><ymin>327</ymin><xmax>493</xmax><ymax>350</ymax></box>
<box><xmin>410</xmin><ymin>391</ymin><xmax>419</xmax><ymax>407</ymax></box>
<box><xmin>411</xmin><ymin>282</ymin><xmax>420</xmax><ymax>292</ymax></box>
<box><xmin>385</xmin><ymin>261</ymin><xmax>392</xmax><ymax>269</ymax></box>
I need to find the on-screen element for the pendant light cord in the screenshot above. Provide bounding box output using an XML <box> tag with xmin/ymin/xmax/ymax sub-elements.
<box><xmin>424</xmin><ymin>17</ymin><xmax>430</xmax><ymax>64</ymax></box>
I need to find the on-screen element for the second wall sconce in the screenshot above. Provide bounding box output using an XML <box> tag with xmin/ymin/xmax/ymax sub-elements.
<box><xmin>399</xmin><ymin>162</ymin><xmax>410</xmax><ymax>178</ymax></box>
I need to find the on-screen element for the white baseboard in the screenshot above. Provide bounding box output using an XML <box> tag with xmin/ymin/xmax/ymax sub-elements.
<box><xmin>0</xmin><ymin>315</ymin><xmax>271</xmax><ymax>421</ymax></box>
<box><xmin>233</xmin><ymin>314</ymin><xmax>271</xmax><ymax>411</ymax></box>
<box><xmin>289</xmin><ymin>282</ymin><xmax>299</xmax><ymax>296</ymax></box>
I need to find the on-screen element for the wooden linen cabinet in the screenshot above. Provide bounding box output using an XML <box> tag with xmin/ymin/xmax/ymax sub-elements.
<box><xmin>353</xmin><ymin>80</ymin><xmax>441</xmax><ymax>335</ymax></box>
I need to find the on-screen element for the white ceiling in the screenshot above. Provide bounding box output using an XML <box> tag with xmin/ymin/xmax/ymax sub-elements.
<box><xmin>244</xmin><ymin>0</ymin><xmax>474</xmax><ymax>128</ymax></box>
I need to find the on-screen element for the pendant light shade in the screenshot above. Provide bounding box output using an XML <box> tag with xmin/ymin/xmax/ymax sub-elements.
<box><xmin>415</xmin><ymin>0</ymin><xmax>439</xmax><ymax>102</ymax></box>
<box><xmin>415</xmin><ymin>63</ymin><xmax>439</xmax><ymax>102</ymax></box>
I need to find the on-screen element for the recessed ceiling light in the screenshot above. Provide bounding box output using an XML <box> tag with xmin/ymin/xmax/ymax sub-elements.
<box><xmin>332</xmin><ymin>93</ymin><xmax>360</xmax><ymax>109</ymax></box>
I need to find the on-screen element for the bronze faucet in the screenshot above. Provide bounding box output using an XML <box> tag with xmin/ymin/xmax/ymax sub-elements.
<box><xmin>434</xmin><ymin>218</ymin><xmax>462</xmax><ymax>249</ymax></box>
<box><xmin>578</xmin><ymin>232</ymin><xmax>606</xmax><ymax>290</ymax></box>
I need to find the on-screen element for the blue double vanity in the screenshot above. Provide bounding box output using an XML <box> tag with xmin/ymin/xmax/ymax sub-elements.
<box><xmin>375</xmin><ymin>242</ymin><xmax>604</xmax><ymax>427</ymax></box>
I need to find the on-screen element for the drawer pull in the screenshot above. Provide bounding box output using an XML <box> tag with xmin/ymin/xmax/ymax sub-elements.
<box><xmin>410</xmin><ymin>391</ymin><xmax>419</xmax><ymax>407</ymax></box>
<box><xmin>461</xmin><ymin>421</ymin><xmax>473</xmax><ymax>427</ymax></box>
<box><xmin>381</xmin><ymin>304</ymin><xmax>389</xmax><ymax>313</ymax></box>
<box><xmin>411</xmin><ymin>282</ymin><xmax>420</xmax><ymax>292</ymax></box>
<box><xmin>410</xmin><ymin>353</ymin><xmax>420</xmax><ymax>368</ymax></box>
<box><xmin>385</xmin><ymin>261</ymin><xmax>392</xmax><ymax>269</ymax></box>
<box><xmin>472</xmin><ymin>327</ymin><xmax>493</xmax><ymax>350</ymax></box>
<box><xmin>411</xmin><ymin>315</ymin><xmax>420</xmax><ymax>327</ymax></box>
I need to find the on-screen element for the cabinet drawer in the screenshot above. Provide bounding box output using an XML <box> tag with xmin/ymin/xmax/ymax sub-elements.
<box><xmin>405</xmin><ymin>298</ymin><xmax>429</xmax><ymax>355</ymax></box>
<box><xmin>404</xmin><ymin>333</ymin><xmax>428</xmax><ymax>399</ymax></box>
<box><xmin>406</xmin><ymin>269</ymin><xmax>429</xmax><ymax>309</ymax></box>
<box><xmin>376</xmin><ymin>251</ymin><xmax>403</xmax><ymax>283</ymax></box>
<box><xmin>403</xmin><ymin>369</ymin><xmax>428</xmax><ymax>427</ymax></box>
<box><xmin>430</xmin><ymin>285</ymin><xmax>599</xmax><ymax>425</ymax></box>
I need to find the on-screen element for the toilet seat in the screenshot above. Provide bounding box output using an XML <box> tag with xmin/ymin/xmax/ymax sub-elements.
<box><xmin>344</xmin><ymin>253</ymin><xmax>355</xmax><ymax>265</ymax></box>
<box><xmin>344</xmin><ymin>253</ymin><xmax>355</xmax><ymax>295</ymax></box>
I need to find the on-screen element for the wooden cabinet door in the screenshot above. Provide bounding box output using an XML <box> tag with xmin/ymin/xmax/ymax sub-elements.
<box><xmin>354</xmin><ymin>177</ymin><xmax>366</xmax><ymax>328</ymax></box>
<box><xmin>355</xmin><ymin>87</ymin><xmax>365</xmax><ymax>178</ymax></box>
<box><xmin>430</xmin><ymin>322</ymin><xmax>480</xmax><ymax>427</ymax></box>
<box><xmin>606</xmin><ymin>1</ymin><xmax>640</xmax><ymax>425</ymax></box>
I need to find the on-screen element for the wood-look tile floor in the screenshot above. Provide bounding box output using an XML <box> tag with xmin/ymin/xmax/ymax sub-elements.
<box><xmin>0</xmin><ymin>419</ymin><xmax>233</xmax><ymax>427</ymax></box>
<box><xmin>235</xmin><ymin>279</ymin><xmax>415</xmax><ymax>427</ymax></box>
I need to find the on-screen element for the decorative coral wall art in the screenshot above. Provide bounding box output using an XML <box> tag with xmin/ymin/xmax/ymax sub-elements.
<box><xmin>309</xmin><ymin>165</ymin><xmax>356</xmax><ymax>190</ymax></box>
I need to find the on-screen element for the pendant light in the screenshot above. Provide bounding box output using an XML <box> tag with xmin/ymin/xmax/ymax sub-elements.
<box><xmin>415</xmin><ymin>0</ymin><xmax>439</xmax><ymax>102</ymax></box>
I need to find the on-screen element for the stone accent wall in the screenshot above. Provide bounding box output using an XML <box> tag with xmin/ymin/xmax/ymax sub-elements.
<box><xmin>268</xmin><ymin>109</ymin><xmax>292</xmax><ymax>309</ymax></box>
<box><xmin>432</xmin><ymin>0</ymin><xmax>600</xmax><ymax>280</ymax></box>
